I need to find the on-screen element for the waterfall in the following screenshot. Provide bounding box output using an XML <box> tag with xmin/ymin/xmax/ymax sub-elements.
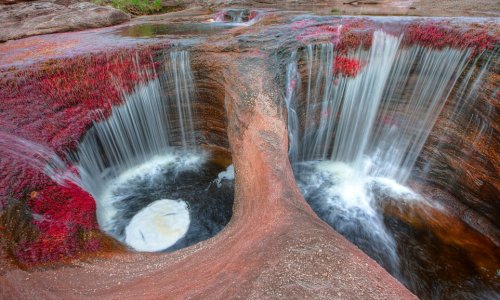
<box><xmin>224</xmin><ymin>9</ymin><xmax>246</xmax><ymax>23</ymax></box>
<box><xmin>74</xmin><ymin>51</ymin><xmax>201</xmax><ymax>245</ymax></box>
<box><xmin>285</xmin><ymin>50</ymin><xmax>301</xmax><ymax>162</ymax></box>
<box><xmin>233</xmin><ymin>11</ymin><xmax>245</xmax><ymax>23</ymax></box>
<box><xmin>286</xmin><ymin>30</ymin><xmax>472</xmax><ymax>183</ymax></box>
<box><xmin>287</xmin><ymin>29</ymin><xmax>478</xmax><ymax>276</ymax></box>
<box><xmin>368</xmin><ymin>46</ymin><xmax>471</xmax><ymax>182</ymax></box>
<box><xmin>76</xmin><ymin>51</ymin><xmax>197</xmax><ymax>197</ymax></box>
<box><xmin>168</xmin><ymin>51</ymin><xmax>196</xmax><ymax>149</ymax></box>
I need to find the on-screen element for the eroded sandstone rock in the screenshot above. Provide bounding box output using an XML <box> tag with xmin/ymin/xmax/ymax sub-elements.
<box><xmin>0</xmin><ymin>8</ymin><xmax>497</xmax><ymax>299</ymax></box>
<box><xmin>0</xmin><ymin>1</ymin><xmax>130</xmax><ymax>42</ymax></box>
<box><xmin>412</xmin><ymin>59</ymin><xmax>500</xmax><ymax>245</ymax></box>
<box><xmin>0</xmin><ymin>50</ymin><xmax>416</xmax><ymax>299</ymax></box>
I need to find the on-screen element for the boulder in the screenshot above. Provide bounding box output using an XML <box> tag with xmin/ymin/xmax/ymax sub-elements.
<box><xmin>0</xmin><ymin>1</ymin><xmax>130</xmax><ymax>42</ymax></box>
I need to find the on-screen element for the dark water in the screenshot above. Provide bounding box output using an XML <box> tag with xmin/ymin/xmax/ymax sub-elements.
<box><xmin>294</xmin><ymin>162</ymin><xmax>500</xmax><ymax>300</ymax></box>
<box><xmin>384</xmin><ymin>212</ymin><xmax>500</xmax><ymax>300</ymax></box>
<box><xmin>117</xmin><ymin>23</ymin><xmax>239</xmax><ymax>38</ymax></box>
<box><xmin>109</xmin><ymin>155</ymin><xmax>234</xmax><ymax>252</ymax></box>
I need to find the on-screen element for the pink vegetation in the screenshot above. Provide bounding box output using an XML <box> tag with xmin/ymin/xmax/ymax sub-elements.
<box><xmin>15</xmin><ymin>182</ymin><xmax>98</xmax><ymax>263</ymax></box>
<box><xmin>248</xmin><ymin>10</ymin><xmax>258</xmax><ymax>21</ymax></box>
<box><xmin>212</xmin><ymin>11</ymin><xmax>225</xmax><ymax>22</ymax></box>
<box><xmin>290</xmin><ymin>19</ymin><xmax>318</xmax><ymax>30</ymax></box>
<box><xmin>336</xmin><ymin>19</ymin><xmax>375</xmax><ymax>54</ymax></box>
<box><xmin>0</xmin><ymin>46</ymin><xmax>160</xmax><ymax>264</ymax></box>
<box><xmin>403</xmin><ymin>23</ymin><xmax>498</xmax><ymax>57</ymax></box>
<box><xmin>292</xmin><ymin>18</ymin><xmax>497</xmax><ymax>59</ymax></box>
<box><xmin>296</xmin><ymin>24</ymin><xmax>342</xmax><ymax>43</ymax></box>
<box><xmin>333</xmin><ymin>56</ymin><xmax>362</xmax><ymax>77</ymax></box>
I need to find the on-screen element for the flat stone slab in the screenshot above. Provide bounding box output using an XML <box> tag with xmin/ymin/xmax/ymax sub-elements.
<box><xmin>0</xmin><ymin>1</ymin><xmax>130</xmax><ymax>42</ymax></box>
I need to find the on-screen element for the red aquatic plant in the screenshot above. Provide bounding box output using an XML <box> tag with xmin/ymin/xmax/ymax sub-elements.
<box><xmin>296</xmin><ymin>24</ymin><xmax>342</xmax><ymax>43</ymax></box>
<box><xmin>403</xmin><ymin>22</ymin><xmax>498</xmax><ymax>58</ymax></box>
<box><xmin>0</xmin><ymin>46</ymin><xmax>161</xmax><ymax>264</ymax></box>
<box><xmin>290</xmin><ymin>19</ymin><xmax>318</xmax><ymax>31</ymax></box>
<box><xmin>292</xmin><ymin>18</ymin><xmax>497</xmax><ymax>59</ymax></box>
<box><xmin>248</xmin><ymin>10</ymin><xmax>258</xmax><ymax>21</ymax></box>
<box><xmin>15</xmin><ymin>182</ymin><xmax>97</xmax><ymax>263</ymax></box>
<box><xmin>333</xmin><ymin>56</ymin><xmax>362</xmax><ymax>77</ymax></box>
<box><xmin>335</xmin><ymin>19</ymin><xmax>376</xmax><ymax>54</ymax></box>
<box><xmin>293</xmin><ymin>19</ymin><xmax>377</xmax><ymax>53</ymax></box>
<box><xmin>0</xmin><ymin>48</ymin><xmax>159</xmax><ymax>155</ymax></box>
<box><xmin>212</xmin><ymin>10</ymin><xmax>226</xmax><ymax>22</ymax></box>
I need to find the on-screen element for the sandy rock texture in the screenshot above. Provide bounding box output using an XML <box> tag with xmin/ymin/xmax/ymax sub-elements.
<box><xmin>0</xmin><ymin>3</ymin><xmax>497</xmax><ymax>299</ymax></box>
<box><xmin>0</xmin><ymin>46</ymin><xmax>417</xmax><ymax>299</ymax></box>
<box><xmin>0</xmin><ymin>1</ymin><xmax>129</xmax><ymax>42</ymax></box>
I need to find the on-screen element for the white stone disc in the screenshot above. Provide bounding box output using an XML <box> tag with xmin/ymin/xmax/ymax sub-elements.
<box><xmin>125</xmin><ymin>199</ymin><xmax>190</xmax><ymax>252</ymax></box>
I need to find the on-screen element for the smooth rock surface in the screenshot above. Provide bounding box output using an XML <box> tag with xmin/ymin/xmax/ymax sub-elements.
<box><xmin>0</xmin><ymin>51</ymin><xmax>416</xmax><ymax>300</ymax></box>
<box><xmin>0</xmin><ymin>1</ymin><xmax>130</xmax><ymax>42</ymax></box>
<box><xmin>125</xmin><ymin>199</ymin><xmax>191</xmax><ymax>252</ymax></box>
<box><xmin>0</xmin><ymin>7</ymin><xmax>497</xmax><ymax>299</ymax></box>
<box><xmin>200</xmin><ymin>0</ymin><xmax>500</xmax><ymax>17</ymax></box>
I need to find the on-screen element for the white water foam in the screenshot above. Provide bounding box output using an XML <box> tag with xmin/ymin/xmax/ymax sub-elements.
<box><xmin>125</xmin><ymin>199</ymin><xmax>190</xmax><ymax>252</ymax></box>
<box><xmin>214</xmin><ymin>164</ymin><xmax>235</xmax><ymax>188</ymax></box>
<box><xmin>295</xmin><ymin>160</ymin><xmax>422</xmax><ymax>272</ymax></box>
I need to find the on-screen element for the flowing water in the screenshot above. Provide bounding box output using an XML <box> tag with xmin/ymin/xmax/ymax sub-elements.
<box><xmin>213</xmin><ymin>9</ymin><xmax>255</xmax><ymax>23</ymax></box>
<box><xmin>285</xmin><ymin>30</ymin><xmax>499</xmax><ymax>298</ymax></box>
<box><xmin>76</xmin><ymin>51</ymin><xmax>196</xmax><ymax>196</ymax></box>
<box><xmin>74</xmin><ymin>51</ymin><xmax>234</xmax><ymax>252</ymax></box>
<box><xmin>118</xmin><ymin>23</ymin><xmax>240</xmax><ymax>38</ymax></box>
<box><xmin>0</xmin><ymin>130</ymin><xmax>81</xmax><ymax>187</ymax></box>
<box><xmin>287</xmin><ymin>30</ymin><xmax>471</xmax><ymax>178</ymax></box>
<box><xmin>98</xmin><ymin>151</ymin><xmax>234</xmax><ymax>252</ymax></box>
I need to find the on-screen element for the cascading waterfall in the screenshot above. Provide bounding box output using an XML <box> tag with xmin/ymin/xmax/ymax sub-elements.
<box><xmin>285</xmin><ymin>50</ymin><xmax>301</xmax><ymax>162</ymax></box>
<box><xmin>287</xmin><ymin>30</ymin><xmax>472</xmax><ymax>179</ymax></box>
<box><xmin>215</xmin><ymin>9</ymin><xmax>248</xmax><ymax>23</ymax></box>
<box><xmin>72</xmin><ymin>51</ymin><xmax>233</xmax><ymax>252</ymax></box>
<box><xmin>302</xmin><ymin>32</ymin><xmax>401</xmax><ymax>165</ymax></box>
<box><xmin>230</xmin><ymin>10</ymin><xmax>245</xmax><ymax>23</ymax></box>
<box><xmin>76</xmin><ymin>51</ymin><xmax>196</xmax><ymax>196</ymax></box>
<box><xmin>367</xmin><ymin>46</ymin><xmax>471</xmax><ymax>182</ymax></box>
<box><xmin>419</xmin><ymin>48</ymin><xmax>498</xmax><ymax>178</ymax></box>
<box><xmin>285</xmin><ymin>30</ymin><xmax>481</xmax><ymax>278</ymax></box>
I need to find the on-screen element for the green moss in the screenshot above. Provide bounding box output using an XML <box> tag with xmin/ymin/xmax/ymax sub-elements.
<box><xmin>331</xmin><ymin>8</ymin><xmax>341</xmax><ymax>15</ymax></box>
<box><xmin>94</xmin><ymin>0</ymin><xmax>164</xmax><ymax>15</ymax></box>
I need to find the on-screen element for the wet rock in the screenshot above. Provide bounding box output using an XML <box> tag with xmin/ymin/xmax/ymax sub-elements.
<box><xmin>0</xmin><ymin>9</ymin><xmax>495</xmax><ymax>299</ymax></box>
<box><xmin>0</xmin><ymin>1</ymin><xmax>130</xmax><ymax>42</ymax></box>
<box><xmin>412</xmin><ymin>55</ymin><xmax>500</xmax><ymax>245</ymax></box>
<box><xmin>0</xmin><ymin>52</ymin><xmax>417</xmax><ymax>300</ymax></box>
